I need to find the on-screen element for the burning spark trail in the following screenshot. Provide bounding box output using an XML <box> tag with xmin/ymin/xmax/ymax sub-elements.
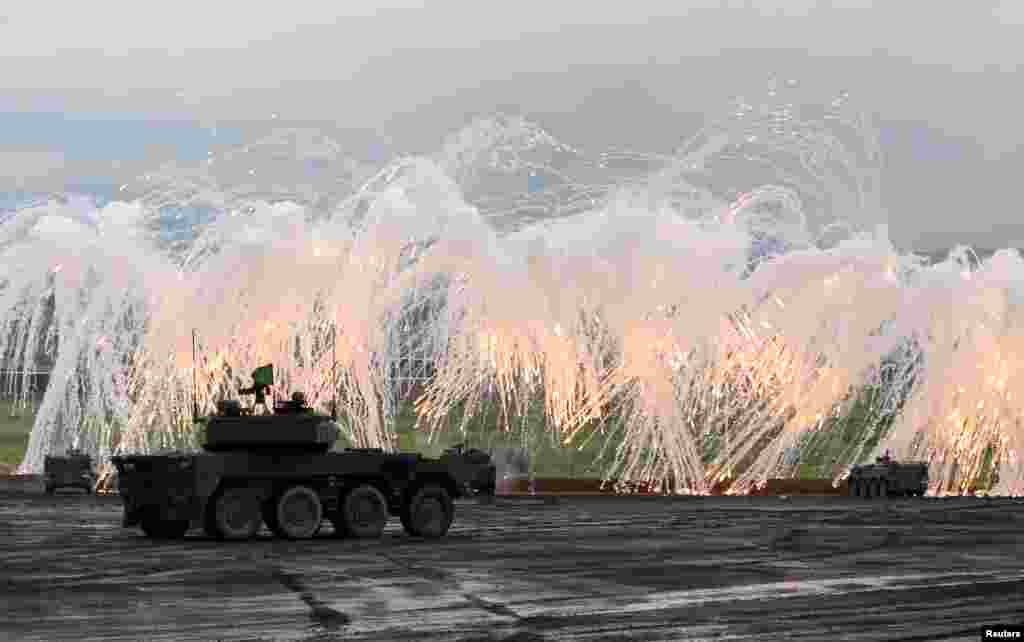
<box><xmin>2</xmin><ymin>85</ymin><xmax>1022</xmax><ymax>496</ymax></box>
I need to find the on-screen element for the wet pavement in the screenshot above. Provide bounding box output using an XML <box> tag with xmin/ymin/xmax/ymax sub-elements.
<box><xmin>2</xmin><ymin>491</ymin><xmax>1022</xmax><ymax>641</ymax></box>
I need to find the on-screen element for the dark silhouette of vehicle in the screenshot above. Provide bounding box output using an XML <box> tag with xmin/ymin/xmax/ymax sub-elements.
<box><xmin>111</xmin><ymin>366</ymin><xmax>496</xmax><ymax>540</ymax></box>
<box><xmin>847</xmin><ymin>451</ymin><xmax>928</xmax><ymax>499</ymax></box>
<box><xmin>44</xmin><ymin>448</ymin><xmax>96</xmax><ymax>494</ymax></box>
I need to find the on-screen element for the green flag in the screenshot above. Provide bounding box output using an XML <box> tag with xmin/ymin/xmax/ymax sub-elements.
<box><xmin>251</xmin><ymin>364</ymin><xmax>274</xmax><ymax>388</ymax></box>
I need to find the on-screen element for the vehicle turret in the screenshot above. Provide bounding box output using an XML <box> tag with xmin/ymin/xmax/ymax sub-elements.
<box><xmin>201</xmin><ymin>365</ymin><xmax>339</xmax><ymax>453</ymax></box>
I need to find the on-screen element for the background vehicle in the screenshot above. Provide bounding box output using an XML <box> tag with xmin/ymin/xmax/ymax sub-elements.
<box><xmin>44</xmin><ymin>449</ymin><xmax>96</xmax><ymax>494</ymax></box>
<box><xmin>847</xmin><ymin>452</ymin><xmax>929</xmax><ymax>499</ymax></box>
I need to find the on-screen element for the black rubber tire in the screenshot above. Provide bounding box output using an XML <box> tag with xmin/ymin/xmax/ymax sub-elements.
<box><xmin>206</xmin><ymin>487</ymin><xmax>263</xmax><ymax>540</ymax></box>
<box><xmin>334</xmin><ymin>485</ymin><xmax>388</xmax><ymax>539</ymax></box>
<box><xmin>141</xmin><ymin>517</ymin><xmax>190</xmax><ymax>539</ymax></box>
<box><xmin>401</xmin><ymin>484</ymin><xmax>454</xmax><ymax>539</ymax></box>
<box><xmin>273</xmin><ymin>485</ymin><xmax>323</xmax><ymax>540</ymax></box>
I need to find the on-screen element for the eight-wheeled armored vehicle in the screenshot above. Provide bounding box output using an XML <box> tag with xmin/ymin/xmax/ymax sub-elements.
<box><xmin>112</xmin><ymin>366</ymin><xmax>496</xmax><ymax>540</ymax></box>
<box><xmin>44</xmin><ymin>448</ymin><xmax>96</xmax><ymax>494</ymax></box>
<box><xmin>847</xmin><ymin>452</ymin><xmax>928</xmax><ymax>499</ymax></box>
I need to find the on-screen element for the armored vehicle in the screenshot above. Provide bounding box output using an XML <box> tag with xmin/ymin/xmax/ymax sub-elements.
<box><xmin>44</xmin><ymin>448</ymin><xmax>96</xmax><ymax>494</ymax></box>
<box><xmin>112</xmin><ymin>365</ymin><xmax>496</xmax><ymax>540</ymax></box>
<box><xmin>847</xmin><ymin>452</ymin><xmax>928</xmax><ymax>499</ymax></box>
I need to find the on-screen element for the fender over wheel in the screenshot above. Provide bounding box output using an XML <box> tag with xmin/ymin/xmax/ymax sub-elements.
<box><xmin>272</xmin><ymin>485</ymin><xmax>323</xmax><ymax>540</ymax></box>
<box><xmin>401</xmin><ymin>484</ymin><xmax>454</xmax><ymax>539</ymax></box>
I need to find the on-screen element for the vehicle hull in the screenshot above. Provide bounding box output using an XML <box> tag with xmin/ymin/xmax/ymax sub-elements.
<box><xmin>112</xmin><ymin>449</ymin><xmax>496</xmax><ymax>536</ymax></box>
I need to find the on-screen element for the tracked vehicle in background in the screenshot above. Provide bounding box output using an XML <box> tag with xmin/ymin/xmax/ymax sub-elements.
<box><xmin>112</xmin><ymin>362</ymin><xmax>496</xmax><ymax>540</ymax></box>
<box><xmin>44</xmin><ymin>448</ymin><xmax>96</xmax><ymax>494</ymax></box>
<box><xmin>847</xmin><ymin>452</ymin><xmax>929</xmax><ymax>499</ymax></box>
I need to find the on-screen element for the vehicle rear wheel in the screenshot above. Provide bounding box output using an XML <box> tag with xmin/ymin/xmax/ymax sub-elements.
<box><xmin>141</xmin><ymin>516</ymin><xmax>189</xmax><ymax>539</ymax></box>
<box><xmin>273</xmin><ymin>485</ymin><xmax>323</xmax><ymax>540</ymax></box>
<box><xmin>333</xmin><ymin>485</ymin><xmax>388</xmax><ymax>538</ymax></box>
<box><xmin>401</xmin><ymin>484</ymin><xmax>454</xmax><ymax>538</ymax></box>
<box><xmin>207</xmin><ymin>487</ymin><xmax>263</xmax><ymax>540</ymax></box>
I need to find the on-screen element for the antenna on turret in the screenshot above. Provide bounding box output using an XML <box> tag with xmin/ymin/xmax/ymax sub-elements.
<box><xmin>191</xmin><ymin>329</ymin><xmax>200</xmax><ymax>423</ymax></box>
<box><xmin>331</xmin><ymin>321</ymin><xmax>338</xmax><ymax>422</ymax></box>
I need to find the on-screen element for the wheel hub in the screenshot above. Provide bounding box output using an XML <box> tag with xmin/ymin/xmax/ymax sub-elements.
<box><xmin>283</xmin><ymin>494</ymin><xmax>317</xmax><ymax>529</ymax></box>
<box><xmin>352</xmin><ymin>496</ymin><xmax>380</xmax><ymax>526</ymax></box>
<box><xmin>415</xmin><ymin>498</ymin><xmax>443</xmax><ymax>530</ymax></box>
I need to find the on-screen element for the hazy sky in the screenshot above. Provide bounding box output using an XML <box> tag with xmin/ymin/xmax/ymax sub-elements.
<box><xmin>2</xmin><ymin>1</ymin><xmax>1023</xmax><ymax>250</ymax></box>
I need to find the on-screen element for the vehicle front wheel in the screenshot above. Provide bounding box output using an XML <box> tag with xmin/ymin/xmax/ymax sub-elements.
<box><xmin>207</xmin><ymin>487</ymin><xmax>263</xmax><ymax>540</ymax></box>
<box><xmin>273</xmin><ymin>485</ymin><xmax>323</xmax><ymax>540</ymax></box>
<box><xmin>401</xmin><ymin>484</ymin><xmax>454</xmax><ymax>539</ymax></box>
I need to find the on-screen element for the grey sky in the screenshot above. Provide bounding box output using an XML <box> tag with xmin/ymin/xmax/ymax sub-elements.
<box><xmin>2</xmin><ymin>1</ymin><xmax>1023</xmax><ymax>250</ymax></box>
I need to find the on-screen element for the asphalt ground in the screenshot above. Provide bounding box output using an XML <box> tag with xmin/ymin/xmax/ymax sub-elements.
<box><xmin>2</xmin><ymin>489</ymin><xmax>1022</xmax><ymax>641</ymax></box>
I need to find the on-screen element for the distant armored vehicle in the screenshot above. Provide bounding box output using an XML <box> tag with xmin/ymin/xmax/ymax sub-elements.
<box><xmin>112</xmin><ymin>364</ymin><xmax>496</xmax><ymax>540</ymax></box>
<box><xmin>847</xmin><ymin>452</ymin><xmax>928</xmax><ymax>499</ymax></box>
<box><xmin>44</xmin><ymin>448</ymin><xmax>96</xmax><ymax>494</ymax></box>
